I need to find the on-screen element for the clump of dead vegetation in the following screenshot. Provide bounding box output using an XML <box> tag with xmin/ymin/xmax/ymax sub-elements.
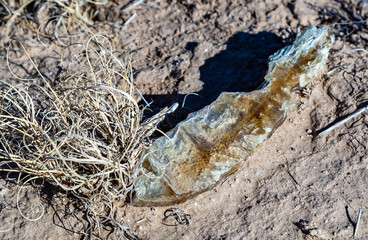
<box><xmin>0</xmin><ymin>0</ymin><xmax>140</xmax><ymax>41</ymax></box>
<box><xmin>0</xmin><ymin>23</ymin><xmax>171</xmax><ymax>238</ymax></box>
<box><xmin>1</xmin><ymin>0</ymin><xmax>105</xmax><ymax>34</ymax></box>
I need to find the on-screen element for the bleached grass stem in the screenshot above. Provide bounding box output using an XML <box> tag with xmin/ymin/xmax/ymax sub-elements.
<box><xmin>318</xmin><ymin>104</ymin><xmax>368</xmax><ymax>136</ymax></box>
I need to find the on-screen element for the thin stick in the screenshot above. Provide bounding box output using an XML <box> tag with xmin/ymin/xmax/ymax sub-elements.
<box><xmin>354</xmin><ymin>207</ymin><xmax>362</xmax><ymax>237</ymax></box>
<box><xmin>136</xmin><ymin>89</ymin><xmax>150</xmax><ymax>107</ymax></box>
<box><xmin>124</xmin><ymin>0</ymin><xmax>144</xmax><ymax>11</ymax></box>
<box><xmin>182</xmin><ymin>93</ymin><xmax>200</xmax><ymax>108</ymax></box>
<box><xmin>124</xmin><ymin>13</ymin><xmax>137</xmax><ymax>26</ymax></box>
<box><xmin>318</xmin><ymin>104</ymin><xmax>368</xmax><ymax>136</ymax></box>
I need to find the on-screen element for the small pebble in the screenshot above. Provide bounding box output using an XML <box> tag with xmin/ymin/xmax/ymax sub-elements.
<box><xmin>306</xmin><ymin>129</ymin><xmax>313</xmax><ymax>137</ymax></box>
<box><xmin>321</xmin><ymin>170</ymin><xmax>329</xmax><ymax>175</ymax></box>
<box><xmin>309</xmin><ymin>228</ymin><xmax>322</xmax><ymax>235</ymax></box>
<box><xmin>291</xmin><ymin>147</ymin><xmax>296</xmax><ymax>152</ymax></box>
<box><xmin>300</xmin><ymin>103</ymin><xmax>308</xmax><ymax>109</ymax></box>
<box><xmin>254</xmin><ymin>171</ymin><xmax>259</xmax><ymax>176</ymax></box>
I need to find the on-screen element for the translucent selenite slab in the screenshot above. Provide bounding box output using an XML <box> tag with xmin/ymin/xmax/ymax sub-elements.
<box><xmin>134</xmin><ymin>26</ymin><xmax>334</xmax><ymax>206</ymax></box>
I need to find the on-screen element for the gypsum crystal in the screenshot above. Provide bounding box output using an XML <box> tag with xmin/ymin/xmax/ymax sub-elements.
<box><xmin>134</xmin><ymin>26</ymin><xmax>334</xmax><ymax>206</ymax></box>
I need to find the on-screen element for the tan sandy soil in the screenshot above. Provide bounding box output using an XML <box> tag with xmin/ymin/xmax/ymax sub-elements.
<box><xmin>1</xmin><ymin>0</ymin><xmax>368</xmax><ymax>239</ymax></box>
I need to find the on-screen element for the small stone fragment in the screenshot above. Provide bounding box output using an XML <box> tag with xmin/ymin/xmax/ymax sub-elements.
<box><xmin>296</xmin><ymin>219</ymin><xmax>332</xmax><ymax>240</ymax></box>
<box><xmin>134</xmin><ymin>26</ymin><xmax>334</xmax><ymax>206</ymax></box>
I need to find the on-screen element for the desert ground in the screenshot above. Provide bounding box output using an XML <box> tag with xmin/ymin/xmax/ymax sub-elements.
<box><xmin>1</xmin><ymin>0</ymin><xmax>368</xmax><ymax>239</ymax></box>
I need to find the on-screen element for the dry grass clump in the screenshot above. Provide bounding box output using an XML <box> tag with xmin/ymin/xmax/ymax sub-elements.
<box><xmin>1</xmin><ymin>0</ymin><xmax>106</xmax><ymax>27</ymax></box>
<box><xmin>0</xmin><ymin>34</ymin><xmax>168</xmax><ymax>238</ymax></box>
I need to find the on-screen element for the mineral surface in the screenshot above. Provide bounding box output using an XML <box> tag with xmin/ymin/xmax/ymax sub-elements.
<box><xmin>134</xmin><ymin>26</ymin><xmax>334</xmax><ymax>206</ymax></box>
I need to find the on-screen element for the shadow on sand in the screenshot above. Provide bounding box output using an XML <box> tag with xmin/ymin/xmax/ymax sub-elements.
<box><xmin>141</xmin><ymin>31</ymin><xmax>286</xmax><ymax>131</ymax></box>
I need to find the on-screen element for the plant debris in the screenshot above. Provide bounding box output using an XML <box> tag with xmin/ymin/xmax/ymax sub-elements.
<box><xmin>0</xmin><ymin>29</ymin><xmax>173</xmax><ymax>238</ymax></box>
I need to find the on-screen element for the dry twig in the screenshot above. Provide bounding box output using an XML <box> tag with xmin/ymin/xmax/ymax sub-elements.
<box><xmin>317</xmin><ymin>103</ymin><xmax>368</xmax><ymax>136</ymax></box>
